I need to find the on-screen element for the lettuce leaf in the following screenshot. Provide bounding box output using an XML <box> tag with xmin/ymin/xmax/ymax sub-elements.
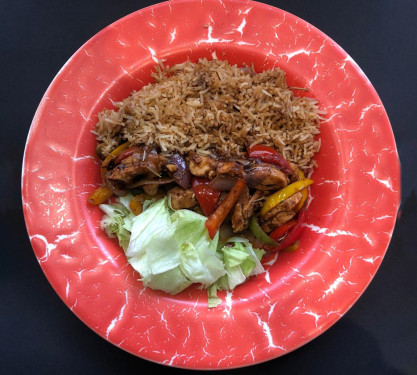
<box><xmin>207</xmin><ymin>284</ymin><xmax>223</xmax><ymax>308</ymax></box>
<box><xmin>99</xmin><ymin>194</ymin><xmax>135</xmax><ymax>251</ymax></box>
<box><xmin>172</xmin><ymin>209</ymin><xmax>224</xmax><ymax>286</ymax></box>
<box><xmin>99</xmin><ymin>197</ymin><xmax>266</xmax><ymax>307</ymax></box>
<box><xmin>209</xmin><ymin>240</ymin><xmax>266</xmax><ymax>301</ymax></box>
<box><xmin>126</xmin><ymin>198</ymin><xmax>226</xmax><ymax>295</ymax></box>
<box><xmin>127</xmin><ymin>198</ymin><xmax>179</xmax><ymax>275</ymax></box>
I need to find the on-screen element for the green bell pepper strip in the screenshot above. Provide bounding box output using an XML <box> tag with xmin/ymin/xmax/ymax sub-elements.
<box><xmin>249</xmin><ymin>217</ymin><xmax>278</xmax><ymax>245</ymax></box>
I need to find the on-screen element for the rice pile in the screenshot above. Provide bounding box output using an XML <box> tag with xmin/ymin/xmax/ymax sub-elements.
<box><xmin>94</xmin><ymin>58</ymin><xmax>322</xmax><ymax>170</ymax></box>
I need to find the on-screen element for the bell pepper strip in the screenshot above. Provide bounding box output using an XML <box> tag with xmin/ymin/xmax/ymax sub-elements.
<box><xmin>265</xmin><ymin>210</ymin><xmax>306</xmax><ymax>252</ymax></box>
<box><xmin>129</xmin><ymin>191</ymin><xmax>166</xmax><ymax>215</ymax></box>
<box><xmin>260</xmin><ymin>178</ymin><xmax>314</xmax><ymax>216</ymax></box>
<box><xmin>192</xmin><ymin>177</ymin><xmax>210</xmax><ymax>188</ymax></box>
<box><xmin>129</xmin><ymin>196</ymin><xmax>144</xmax><ymax>216</ymax></box>
<box><xmin>193</xmin><ymin>185</ymin><xmax>221</xmax><ymax>216</ymax></box>
<box><xmin>88</xmin><ymin>185</ymin><xmax>113</xmax><ymax>205</ymax></box>
<box><xmin>192</xmin><ymin>177</ymin><xmax>221</xmax><ymax>216</ymax></box>
<box><xmin>269</xmin><ymin>219</ymin><xmax>296</xmax><ymax>241</ymax></box>
<box><xmin>114</xmin><ymin>146</ymin><xmax>139</xmax><ymax>165</ymax></box>
<box><xmin>205</xmin><ymin>179</ymin><xmax>246</xmax><ymax>239</ymax></box>
<box><xmin>294</xmin><ymin>188</ymin><xmax>308</xmax><ymax>212</ymax></box>
<box><xmin>249</xmin><ymin>217</ymin><xmax>278</xmax><ymax>246</ymax></box>
<box><xmin>134</xmin><ymin>192</ymin><xmax>166</xmax><ymax>202</ymax></box>
<box><xmin>284</xmin><ymin>240</ymin><xmax>300</xmax><ymax>252</ymax></box>
<box><xmin>293</xmin><ymin>170</ymin><xmax>308</xmax><ymax>212</ymax></box>
<box><xmin>100</xmin><ymin>142</ymin><xmax>130</xmax><ymax>181</ymax></box>
<box><xmin>247</xmin><ymin>145</ymin><xmax>291</xmax><ymax>174</ymax></box>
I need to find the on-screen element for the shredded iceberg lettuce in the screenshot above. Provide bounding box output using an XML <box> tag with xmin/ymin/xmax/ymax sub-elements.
<box><xmin>99</xmin><ymin>197</ymin><xmax>266</xmax><ymax>307</ymax></box>
<box><xmin>126</xmin><ymin>198</ymin><xmax>225</xmax><ymax>294</ymax></box>
<box><xmin>207</xmin><ymin>240</ymin><xmax>266</xmax><ymax>307</ymax></box>
<box><xmin>99</xmin><ymin>194</ymin><xmax>135</xmax><ymax>251</ymax></box>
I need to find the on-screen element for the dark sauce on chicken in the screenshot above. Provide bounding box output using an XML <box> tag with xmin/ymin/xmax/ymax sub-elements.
<box><xmin>89</xmin><ymin>142</ymin><xmax>313</xmax><ymax>252</ymax></box>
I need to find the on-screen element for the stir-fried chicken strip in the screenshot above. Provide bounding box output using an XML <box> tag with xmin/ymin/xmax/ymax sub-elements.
<box><xmin>288</xmin><ymin>162</ymin><xmax>301</xmax><ymax>183</ymax></box>
<box><xmin>187</xmin><ymin>152</ymin><xmax>217</xmax><ymax>179</ymax></box>
<box><xmin>168</xmin><ymin>187</ymin><xmax>198</xmax><ymax>210</ymax></box>
<box><xmin>217</xmin><ymin>161</ymin><xmax>245</xmax><ymax>178</ymax></box>
<box><xmin>246</xmin><ymin>163</ymin><xmax>289</xmax><ymax>191</ymax></box>
<box><xmin>107</xmin><ymin>146</ymin><xmax>161</xmax><ymax>184</ymax></box>
<box><xmin>260</xmin><ymin>191</ymin><xmax>303</xmax><ymax>233</ymax></box>
<box><xmin>143</xmin><ymin>183</ymin><xmax>159</xmax><ymax>195</ymax></box>
<box><xmin>232</xmin><ymin>189</ymin><xmax>264</xmax><ymax>232</ymax></box>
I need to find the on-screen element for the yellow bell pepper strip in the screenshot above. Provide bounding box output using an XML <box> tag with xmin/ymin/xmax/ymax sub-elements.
<box><xmin>205</xmin><ymin>179</ymin><xmax>246</xmax><ymax>239</ymax></box>
<box><xmin>260</xmin><ymin>178</ymin><xmax>314</xmax><ymax>216</ymax></box>
<box><xmin>294</xmin><ymin>170</ymin><xmax>308</xmax><ymax>212</ymax></box>
<box><xmin>294</xmin><ymin>188</ymin><xmax>308</xmax><ymax>212</ymax></box>
<box><xmin>100</xmin><ymin>142</ymin><xmax>130</xmax><ymax>181</ymax></box>
<box><xmin>249</xmin><ymin>217</ymin><xmax>278</xmax><ymax>246</ymax></box>
<box><xmin>129</xmin><ymin>196</ymin><xmax>144</xmax><ymax>216</ymax></box>
<box><xmin>129</xmin><ymin>192</ymin><xmax>165</xmax><ymax>215</ymax></box>
<box><xmin>88</xmin><ymin>185</ymin><xmax>113</xmax><ymax>205</ymax></box>
<box><xmin>284</xmin><ymin>240</ymin><xmax>300</xmax><ymax>252</ymax></box>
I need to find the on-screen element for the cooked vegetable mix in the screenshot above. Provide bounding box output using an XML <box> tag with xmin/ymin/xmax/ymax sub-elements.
<box><xmin>89</xmin><ymin>141</ymin><xmax>313</xmax><ymax>306</ymax></box>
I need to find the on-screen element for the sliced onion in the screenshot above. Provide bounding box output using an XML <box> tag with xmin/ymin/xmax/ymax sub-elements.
<box><xmin>127</xmin><ymin>177</ymin><xmax>174</xmax><ymax>189</ymax></box>
<box><xmin>104</xmin><ymin>174</ymin><xmax>129</xmax><ymax>197</ymax></box>
<box><xmin>209</xmin><ymin>175</ymin><xmax>238</xmax><ymax>191</ymax></box>
<box><xmin>228</xmin><ymin>157</ymin><xmax>253</xmax><ymax>167</ymax></box>
<box><xmin>166</xmin><ymin>154</ymin><xmax>191</xmax><ymax>189</ymax></box>
<box><xmin>245</xmin><ymin>165</ymin><xmax>270</xmax><ymax>188</ymax></box>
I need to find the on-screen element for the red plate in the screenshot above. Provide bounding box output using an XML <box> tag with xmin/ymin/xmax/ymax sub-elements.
<box><xmin>22</xmin><ymin>0</ymin><xmax>400</xmax><ymax>369</ymax></box>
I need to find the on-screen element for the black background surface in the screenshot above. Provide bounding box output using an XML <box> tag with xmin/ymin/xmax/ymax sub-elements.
<box><xmin>1</xmin><ymin>0</ymin><xmax>417</xmax><ymax>374</ymax></box>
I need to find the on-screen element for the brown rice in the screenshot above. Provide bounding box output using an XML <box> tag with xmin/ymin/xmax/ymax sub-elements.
<box><xmin>94</xmin><ymin>58</ymin><xmax>321</xmax><ymax>171</ymax></box>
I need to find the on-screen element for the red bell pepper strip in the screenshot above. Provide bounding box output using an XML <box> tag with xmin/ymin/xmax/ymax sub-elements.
<box><xmin>205</xmin><ymin>179</ymin><xmax>246</xmax><ymax>239</ymax></box>
<box><xmin>114</xmin><ymin>146</ymin><xmax>139</xmax><ymax>165</ymax></box>
<box><xmin>269</xmin><ymin>219</ymin><xmax>297</xmax><ymax>242</ymax></box>
<box><xmin>265</xmin><ymin>209</ymin><xmax>306</xmax><ymax>252</ymax></box>
<box><xmin>192</xmin><ymin>177</ymin><xmax>210</xmax><ymax>188</ymax></box>
<box><xmin>192</xmin><ymin>177</ymin><xmax>221</xmax><ymax>216</ymax></box>
<box><xmin>248</xmin><ymin>145</ymin><xmax>291</xmax><ymax>174</ymax></box>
